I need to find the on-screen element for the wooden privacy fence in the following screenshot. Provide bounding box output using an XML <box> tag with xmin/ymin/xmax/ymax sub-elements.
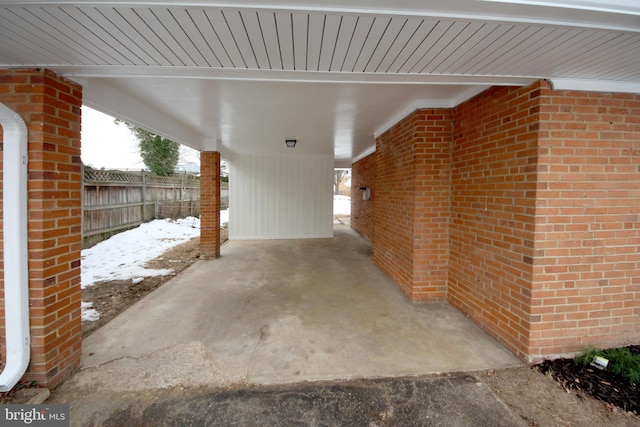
<box><xmin>82</xmin><ymin>167</ymin><xmax>229</xmax><ymax>248</ymax></box>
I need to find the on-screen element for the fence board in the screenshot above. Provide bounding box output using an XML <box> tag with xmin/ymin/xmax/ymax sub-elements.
<box><xmin>82</xmin><ymin>168</ymin><xmax>228</xmax><ymax>248</ymax></box>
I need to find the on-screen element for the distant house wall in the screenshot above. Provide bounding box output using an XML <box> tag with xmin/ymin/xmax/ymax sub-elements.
<box><xmin>351</xmin><ymin>80</ymin><xmax>640</xmax><ymax>360</ymax></box>
<box><xmin>229</xmin><ymin>154</ymin><xmax>334</xmax><ymax>239</ymax></box>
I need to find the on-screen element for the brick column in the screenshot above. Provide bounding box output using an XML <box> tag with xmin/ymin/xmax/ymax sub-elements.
<box><xmin>373</xmin><ymin>109</ymin><xmax>453</xmax><ymax>301</ymax></box>
<box><xmin>200</xmin><ymin>151</ymin><xmax>221</xmax><ymax>259</ymax></box>
<box><xmin>0</xmin><ymin>69</ymin><xmax>82</xmax><ymax>387</ymax></box>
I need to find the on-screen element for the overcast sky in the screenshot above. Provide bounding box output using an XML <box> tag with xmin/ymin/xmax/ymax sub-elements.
<box><xmin>81</xmin><ymin>106</ymin><xmax>201</xmax><ymax>172</ymax></box>
<box><xmin>81</xmin><ymin>106</ymin><xmax>145</xmax><ymax>170</ymax></box>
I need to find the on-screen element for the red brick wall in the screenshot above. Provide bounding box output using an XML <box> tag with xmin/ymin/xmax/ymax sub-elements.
<box><xmin>200</xmin><ymin>151</ymin><xmax>221</xmax><ymax>259</ymax></box>
<box><xmin>449</xmin><ymin>83</ymin><xmax>541</xmax><ymax>358</ymax></box>
<box><xmin>373</xmin><ymin>109</ymin><xmax>452</xmax><ymax>300</ymax></box>
<box><xmin>529</xmin><ymin>84</ymin><xmax>640</xmax><ymax>360</ymax></box>
<box><xmin>0</xmin><ymin>69</ymin><xmax>83</xmax><ymax>386</ymax></box>
<box><xmin>351</xmin><ymin>153</ymin><xmax>376</xmax><ymax>241</ymax></box>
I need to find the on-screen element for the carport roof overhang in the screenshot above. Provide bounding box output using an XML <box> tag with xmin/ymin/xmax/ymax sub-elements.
<box><xmin>1</xmin><ymin>0</ymin><xmax>639</xmax><ymax>167</ymax></box>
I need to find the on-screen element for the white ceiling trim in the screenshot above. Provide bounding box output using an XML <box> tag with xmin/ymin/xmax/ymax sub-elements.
<box><xmin>2</xmin><ymin>0</ymin><xmax>638</xmax><ymax>32</ymax></box>
<box><xmin>351</xmin><ymin>145</ymin><xmax>376</xmax><ymax>165</ymax></box>
<box><xmin>83</xmin><ymin>79</ymin><xmax>209</xmax><ymax>149</ymax></box>
<box><xmin>57</xmin><ymin>66</ymin><xmax>539</xmax><ymax>86</ymax></box>
<box><xmin>549</xmin><ymin>78</ymin><xmax>640</xmax><ymax>94</ymax></box>
<box><xmin>372</xmin><ymin>85</ymin><xmax>495</xmax><ymax>139</ymax></box>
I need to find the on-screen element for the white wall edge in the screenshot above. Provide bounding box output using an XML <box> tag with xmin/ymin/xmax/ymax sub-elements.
<box><xmin>229</xmin><ymin>234</ymin><xmax>333</xmax><ymax>240</ymax></box>
<box><xmin>549</xmin><ymin>78</ymin><xmax>640</xmax><ymax>94</ymax></box>
<box><xmin>352</xmin><ymin>146</ymin><xmax>377</xmax><ymax>164</ymax></box>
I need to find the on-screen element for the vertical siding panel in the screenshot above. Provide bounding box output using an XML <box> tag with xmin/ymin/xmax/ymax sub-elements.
<box><xmin>229</xmin><ymin>154</ymin><xmax>333</xmax><ymax>239</ymax></box>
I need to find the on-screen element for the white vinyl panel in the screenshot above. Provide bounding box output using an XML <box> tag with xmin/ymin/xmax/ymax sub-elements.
<box><xmin>0</xmin><ymin>14</ymin><xmax>69</xmax><ymax>64</ymax></box>
<box><xmin>79</xmin><ymin>7</ymin><xmax>155</xmax><ymax>65</ymax></box>
<box><xmin>1</xmin><ymin>9</ymin><xmax>84</xmax><ymax>65</ymax></box>
<box><xmin>385</xmin><ymin>20</ymin><xmax>439</xmax><ymax>73</ymax></box>
<box><xmin>575</xmin><ymin>37</ymin><xmax>640</xmax><ymax>78</ymax></box>
<box><xmin>430</xmin><ymin>23</ymin><xmax>500</xmax><ymax>74</ymax></box>
<box><xmin>241</xmin><ymin>11</ymin><xmax>271</xmax><ymax>69</ymax></box>
<box><xmin>330</xmin><ymin>15</ymin><xmax>358</xmax><ymax>71</ymax></box>
<box><xmin>97</xmin><ymin>7</ymin><xmax>166</xmax><ymax>66</ymax></box>
<box><xmin>151</xmin><ymin>8</ymin><xmax>210</xmax><ymax>67</ymax></box>
<box><xmin>363</xmin><ymin>17</ymin><xmax>405</xmax><ymax>73</ymax></box>
<box><xmin>582</xmin><ymin>42</ymin><xmax>640</xmax><ymax>79</ymax></box>
<box><xmin>292</xmin><ymin>13</ymin><xmax>308</xmax><ymax>70</ymax></box>
<box><xmin>318</xmin><ymin>14</ymin><xmax>341</xmax><ymax>71</ymax></box>
<box><xmin>275</xmin><ymin>12</ymin><xmax>294</xmax><ymax>70</ymax></box>
<box><xmin>205</xmin><ymin>9</ymin><xmax>246</xmax><ymax>67</ymax></box>
<box><xmin>62</xmin><ymin>7</ymin><xmax>135</xmax><ymax>65</ymax></box>
<box><xmin>229</xmin><ymin>155</ymin><xmax>333</xmax><ymax>239</ymax></box>
<box><xmin>0</xmin><ymin>31</ymin><xmax>35</xmax><ymax>64</ymax></box>
<box><xmin>258</xmin><ymin>11</ymin><xmax>282</xmax><ymax>69</ymax></box>
<box><xmin>172</xmin><ymin>8</ymin><xmax>223</xmax><ymax>67</ymax></box>
<box><xmin>417</xmin><ymin>22</ymin><xmax>485</xmax><ymax>73</ymax></box>
<box><xmin>117</xmin><ymin>7</ymin><xmax>181</xmax><ymax>65</ymax></box>
<box><xmin>561</xmin><ymin>33</ymin><xmax>636</xmax><ymax>76</ymax></box>
<box><xmin>130</xmin><ymin>8</ymin><xmax>194</xmax><ymax>66</ymax></box>
<box><xmin>31</xmin><ymin>7</ymin><xmax>114</xmax><ymax>65</ymax></box>
<box><xmin>403</xmin><ymin>21</ymin><xmax>466</xmax><ymax>73</ymax></box>
<box><xmin>103</xmin><ymin>9</ymin><xmax>175</xmax><ymax>66</ymax></box>
<box><xmin>341</xmin><ymin>16</ymin><xmax>375</xmax><ymax>72</ymax></box>
<box><xmin>375</xmin><ymin>18</ymin><xmax>423</xmax><ymax>72</ymax></box>
<box><xmin>445</xmin><ymin>24</ymin><xmax>515</xmax><ymax>75</ymax></box>
<box><xmin>508</xmin><ymin>30</ymin><xmax>612</xmax><ymax>76</ymax></box>
<box><xmin>224</xmin><ymin>10</ymin><xmax>259</xmax><ymax>69</ymax></box>
<box><xmin>496</xmin><ymin>30</ymin><xmax>583</xmax><ymax>75</ymax></box>
<box><xmin>307</xmin><ymin>14</ymin><xmax>324</xmax><ymax>71</ymax></box>
<box><xmin>353</xmin><ymin>16</ymin><xmax>391</xmax><ymax>72</ymax></box>
<box><xmin>460</xmin><ymin>26</ymin><xmax>554</xmax><ymax>75</ymax></box>
<box><xmin>189</xmin><ymin>8</ymin><xmax>234</xmax><ymax>67</ymax></box>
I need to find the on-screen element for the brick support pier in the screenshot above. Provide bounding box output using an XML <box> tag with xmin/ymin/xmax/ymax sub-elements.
<box><xmin>200</xmin><ymin>151</ymin><xmax>221</xmax><ymax>259</ymax></box>
<box><xmin>0</xmin><ymin>69</ymin><xmax>83</xmax><ymax>387</ymax></box>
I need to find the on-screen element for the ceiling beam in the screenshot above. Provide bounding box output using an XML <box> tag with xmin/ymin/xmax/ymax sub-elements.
<box><xmin>81</xmin><ymin>78</ymin><xmax>211</xmax><ymax>151</ymax></box>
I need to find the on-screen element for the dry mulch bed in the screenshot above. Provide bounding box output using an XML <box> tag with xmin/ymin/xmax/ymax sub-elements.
<box><xmin>537</xmin><ymin>345</ymin><xmax>640</xmax><ymax>415</ymax></box>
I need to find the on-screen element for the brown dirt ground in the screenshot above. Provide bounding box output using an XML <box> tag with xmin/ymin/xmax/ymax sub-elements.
<box><xmin>2</xmin><ymin>226</ymin><xmax>640</xmax><ymax>426</ymax></box>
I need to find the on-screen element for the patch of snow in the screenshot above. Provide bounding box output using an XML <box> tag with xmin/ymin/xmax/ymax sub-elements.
<box><xmin>333</xmin><ymin>195</ymin><xmax>351</xmax><ymax>215</ymax></box>
<box><xmin>81</xmin><ymin>217</ymin><xmax>200</xmax><ymax>289</ymax></box>
<box><xmin>81</xmin><ymin>302</ymin><xmax>100</xmax><ymax>322</ymax></box>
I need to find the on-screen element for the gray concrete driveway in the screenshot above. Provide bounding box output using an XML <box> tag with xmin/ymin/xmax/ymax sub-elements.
<box><xmin>54</xmin><ymin>226</ymin><xmax>523</xmax><ymax>425</ymax></box>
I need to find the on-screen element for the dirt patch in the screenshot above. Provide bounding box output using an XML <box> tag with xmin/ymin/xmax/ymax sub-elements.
<box><xmin>81</xmin><ymin>237</ymin><xmax>200</xmax><ymax>336</ymax></box>
<box><xmin>481</xmin><ymin>366</ymin><xmax>639</xmax><ymax>426</ymax></box>
<box><xmin>537</xmin><ymin>347</ymin><xmax>640</xmax><ymax>415</ymax></box>
<box><xmin>82</xmin><ymin>227</ymin><xmax>227</xmax><ymax>337</ymax></box>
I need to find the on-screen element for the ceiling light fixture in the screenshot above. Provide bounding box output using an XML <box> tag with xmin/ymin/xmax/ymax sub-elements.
<box><xmin>285</xmin><ymin>139</ymin><xmax>296</xmax><ymax>148</ymax></box>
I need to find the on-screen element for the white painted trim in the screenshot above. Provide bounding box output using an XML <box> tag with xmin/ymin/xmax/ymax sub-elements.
<box><xmin>53</xmin><ymin>66</ymin><xmax>538</xmax><ymax>87</ymax></box>
<box><xmin>352</xmin><ymin>145</ymin><xmax>377</xmax><ymax>164</ymax></box>
<box><xmin>449</xmin><ymin>85</ymin><xmax>492</xmax><ymax>107</ymax></box>
<box><xmin>83</xmin><ymin>79</ymin><xmax>208</xmax><ymax>149</ymax></box>
<box><xmin>0</xmin><ymin>103</ymin><xmax>30</xmax><ymax>392</ymax></box>
<box><xmin>549</xmin><ymin>78</ymin><xmax>640</xmax><ymax>94</ymax></box>
<box><xmin>229</xmin><ymin>234</ymin><xmax>333</xmax><ymax>240</ymax></box>
<box><xmin>1</xmin><ymin>1</ymin><xmax>638</xmax><ymax>32</ymax></box>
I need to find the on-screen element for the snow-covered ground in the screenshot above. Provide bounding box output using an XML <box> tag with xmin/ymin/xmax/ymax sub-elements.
<box><xmin>81</xmin><ymin>198</ymin><xmax>349</xmax><ymax>321</ymax></box>
<box><xmin>333</xmin><ymin>195</ymin><xmax>351</xmax><ymax>216</ymax></box>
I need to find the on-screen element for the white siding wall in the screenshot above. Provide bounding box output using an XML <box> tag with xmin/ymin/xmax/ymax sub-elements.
<box><xmin>229</xmin><ymin>154</ymin><xmax>334</xmax><ymax>239</ymax></box>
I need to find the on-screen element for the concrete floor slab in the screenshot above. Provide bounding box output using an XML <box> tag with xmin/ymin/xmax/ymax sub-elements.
<box><xmin>72</xmin><ymin>226</ymin><xmax>520</xmax><ymax>394</ymax></box>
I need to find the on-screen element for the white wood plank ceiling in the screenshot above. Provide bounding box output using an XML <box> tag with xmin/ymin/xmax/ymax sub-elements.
<box><xmin>0</xmin><ymin>0</ymin><xmax>639</xmax><ymax>164</ymax></box>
